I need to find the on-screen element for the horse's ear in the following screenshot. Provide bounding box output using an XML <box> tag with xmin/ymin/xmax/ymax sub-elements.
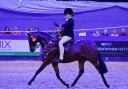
<box><xmin>27</xmin><ymin>33</ymin><xmax>30</xmax><ymax>35</ymax></box>
<box><xmin>26</xmin><ymin>33</ymin><xmax>31</xmax><ymax>36</ymax></box>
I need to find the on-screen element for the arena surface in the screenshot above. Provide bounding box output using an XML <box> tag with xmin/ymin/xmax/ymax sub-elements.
<box><xmin>0</xmin><ymin>61</ymin><xmax>128</xmax><ymax>89</ymax></box>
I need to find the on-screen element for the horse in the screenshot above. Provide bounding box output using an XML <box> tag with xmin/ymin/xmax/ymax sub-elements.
<box><xmin>27</xmin><ymin>32</ymin><xmax>109</xmax><ymax>88</ymax></box>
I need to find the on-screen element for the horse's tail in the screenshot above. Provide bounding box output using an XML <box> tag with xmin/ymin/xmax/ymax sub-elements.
<box><xmin>98</xmin><ymin>52</ymin><xmax>108</xmax><ymax>74</ymax></box>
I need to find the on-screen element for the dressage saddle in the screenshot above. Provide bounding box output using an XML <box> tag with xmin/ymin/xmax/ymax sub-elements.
<box><xmin>63</xmin><ymin>39</ymin><xmax>74</xmax><ymax>53</ymax></box>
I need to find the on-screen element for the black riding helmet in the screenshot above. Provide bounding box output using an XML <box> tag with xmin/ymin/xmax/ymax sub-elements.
<box><xmin>64</xmin><ymin>8</ymin><xmax>74</xmax><ymax>15</ymax></box>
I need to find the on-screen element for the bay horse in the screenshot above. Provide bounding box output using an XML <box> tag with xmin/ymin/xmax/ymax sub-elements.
<box><xmin>27</xmin><ymin>32</ymin><xmax>109</xmax><ymax>88</ymax></box>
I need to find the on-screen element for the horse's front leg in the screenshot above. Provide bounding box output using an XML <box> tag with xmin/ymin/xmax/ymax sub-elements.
<box><xmin>28</xmin><ymin>61</ymin><xmax>50</xmax><ymax>85</ymax></box>
<box><xmin>52</xmin><ymin>63</ymin><xmax>69</xmax><ymax>88</ymax></box>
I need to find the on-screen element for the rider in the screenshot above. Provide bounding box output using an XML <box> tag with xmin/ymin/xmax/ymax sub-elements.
<box><xmin>57</xmin><ymin>8</ymin><xmax>74</xmax><ymax>62</ymax></box>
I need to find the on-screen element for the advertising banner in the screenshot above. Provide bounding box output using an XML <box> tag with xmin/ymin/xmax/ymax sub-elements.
<box><xmin>0</xmin><ymin>40</ymin><xmax>40</xmax><ymax>56</ymax></box>
<box><xmin>96</xmin><ymin>41</ymin><xmax>128</xmax><ymax>57</ymax></box>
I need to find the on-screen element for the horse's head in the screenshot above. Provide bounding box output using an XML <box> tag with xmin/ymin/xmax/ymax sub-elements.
<box><xmin>27</xmin><ymin>32</ymin><xmax>51</xmax><ymax>52</ymax></box>
<box><xmin>27</xmin><ymin>32</ymin><xmax>40</xmax><ymax>52</ymax></box>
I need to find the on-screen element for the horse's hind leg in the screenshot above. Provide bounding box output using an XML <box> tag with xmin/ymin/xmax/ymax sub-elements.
<box><xmin>91</xmin><ymin>61</ymin><xmax>109</xmax><ymax>88</ymax></box>
<box><xmin>71</xmin><ymin>59</ymin><xmax>86</xmax><ymax>87</ymax></box>
<box><xmin>52</xmin><ymin>63</ymin><xmax>69</xmax><ymax>88</ymax></box>
<box><xmin>28</xmin><ymin>61</ymin><xmax>50</xmax><ymax>85</ymax></box>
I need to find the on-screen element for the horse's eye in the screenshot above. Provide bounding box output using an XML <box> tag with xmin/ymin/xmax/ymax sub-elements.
<box><xmin>28</xmin><ymin>36</ymin><xmax>32</xmax><ymax>39</ymax></box>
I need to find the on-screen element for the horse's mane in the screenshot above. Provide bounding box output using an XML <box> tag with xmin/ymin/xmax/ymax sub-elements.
<box><xmin>31</xmin><ymin>32</ymin><xmax>52</xmax><ymax>43</ymax></box>
<box><xmin>42</xmin><ymin>34</ymin><xmax>60</xmax><ymax>56</ymax></box>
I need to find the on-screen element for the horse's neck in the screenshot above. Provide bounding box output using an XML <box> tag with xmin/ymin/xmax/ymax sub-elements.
<box><xmin>38</xmin><ymin>32</ymin><xmax>52</xmax><ymax>47</ymax></box>
<box><xmin>38</xmin><ymin>38</ymin><xmax>46</xmax><ymax>47</ymax></box>
<box><xmin>40</xmin><ymin>32</ymin><xmax>51</xmax><ymax>42</ymax></box>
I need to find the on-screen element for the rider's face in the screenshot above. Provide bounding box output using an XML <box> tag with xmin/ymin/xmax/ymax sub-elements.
<box><xmin>65</xmin><ymin>14</ymin><xmax>71</xmax><ymax>20</ymax></box>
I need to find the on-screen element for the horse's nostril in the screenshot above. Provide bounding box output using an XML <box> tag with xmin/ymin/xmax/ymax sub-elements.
<box><xmin>30</xmin><ymin>46</ymin><xmax>35</xmax><ymax>52</ymax></box>
<box><xmin>31</xmin><ymin>49</ymin><xmax>35</xmax><ymax>52</ymax></box>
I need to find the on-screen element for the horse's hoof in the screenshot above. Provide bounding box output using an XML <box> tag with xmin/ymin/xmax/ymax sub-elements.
<box><xmin>65</xmin><ymin>84</ymin><xmax>69</xmax><ymax>88</ymax></box>
<box><xmin>71</xmin><ymin>84</ymin><xmax>75</xmax><ymax>87</ymax></box>
<box><xmin>106</xmin><ymin>84</ymin><xmax>110</xmax><ymax>88</ymax></box>
<box><xmin>27</xmin><ymin>82</ymin><xmax>31</xmax><ymax>85</ymax></box>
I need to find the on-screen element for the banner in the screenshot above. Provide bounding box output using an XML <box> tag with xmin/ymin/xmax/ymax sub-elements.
<box><xmin>96</xmin><ymin>41</ymin><xmax>128</xmax><ymax>57</ymax></box>
<box><xmin>0</xmin><ymin>40</ymin><xmax>40</xmax><ymax>56</ymax></box>
<box><xmin>0</xmin><ymin>36</ymin><xmax>128</xmax><ymax>57</ymax></box>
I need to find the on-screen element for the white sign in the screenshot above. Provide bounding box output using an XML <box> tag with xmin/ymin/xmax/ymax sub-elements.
<box><xmin>0</xmin><ymin>40</ymin><xmax>40</xmax><ymax>52</ymax></box>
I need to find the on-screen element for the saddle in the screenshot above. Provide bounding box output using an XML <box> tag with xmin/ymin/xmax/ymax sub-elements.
<box><xmin>51</xmin><ymin>35</ymin><xmax>75</xmax><ymax>53</ymax></box>
<box><xmin>63</xmin><ymin>39</ymin><xmax>75</xmax><ymax>53</ymax></box>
